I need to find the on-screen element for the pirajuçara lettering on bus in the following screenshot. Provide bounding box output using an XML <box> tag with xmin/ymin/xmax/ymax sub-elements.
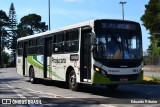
<box><xmin>52</xmin><ymin>57</ymin><xmax>66</xmax><ymax>63</ymax></box>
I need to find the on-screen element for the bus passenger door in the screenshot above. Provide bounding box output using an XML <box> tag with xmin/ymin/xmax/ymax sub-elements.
<box><xmin>44</xmin><ymin>38</ymin><xmax>52</xmax><ymax>79</ymax></box>
<box><xmin>23</xmin><ymin>42</ymin><xmax>28</xmax><ymax>76</ymax></box>
<box><xmin>80</xmin><ymin>30</ymin><xmax>91</xmax><ymax>82</ymax></box>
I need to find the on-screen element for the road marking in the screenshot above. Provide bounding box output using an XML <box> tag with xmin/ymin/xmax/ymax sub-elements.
<box><xmin>25</xmin><ymin>88</ymin><xmax>63</xmax><ymax>98</ymax></box>
<box><xmin>4</xmin><ymin>84</ymin><xmax>41</xmax><ymax>107</ymax></box>
<box><xmin>7</xmin><ymin>85</ymin><xmax>14</xmax><ymax>88</ymax></box>
<box><xmin>100</xmin><ymin>104</ymin><xmax>116</xmax><ymax>107</ymax></box>
<box><xmin>65</xmin><ymin>97</ymin><xmax>74</xmax><ymax>98</ymax></box>
<box><xmin>25</xmin><ymin>88</ymin><xmax>76</xmax><ymax>98</ymax></box>
<box><xmin>4</xmin><ymin>84</ymin><xmax>26</xmax><ymax>98</ymax></box>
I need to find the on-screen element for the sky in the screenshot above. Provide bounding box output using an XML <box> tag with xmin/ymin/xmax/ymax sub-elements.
<box><xmin>0</xmin><ymin>0</ymin><xmax>149</xmax><ymax>51</ymax></box>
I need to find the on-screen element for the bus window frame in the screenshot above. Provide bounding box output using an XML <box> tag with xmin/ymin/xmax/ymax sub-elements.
<box><xmin>28</xmin><ymin>38</ymin><xmax>36</xmax><ymax>55</ymax></box>
<box><xmin>52</xmin><ymin>32</ymin><xmax>65</xmax><ymax>54</ymax></box>
<box><xmin>36</xmin><ymin>37</ymin><xmax>44</xmax><ymax>55</ymax></box>
<box><xmin>64</xmin><ymin>28</ymin><xmax>79</xmax><ymax>53</ymax></box>
<box><xmin>17</xmin><ymin>41</ymin><xmax>24</xmax><ymax>56</ymax></box>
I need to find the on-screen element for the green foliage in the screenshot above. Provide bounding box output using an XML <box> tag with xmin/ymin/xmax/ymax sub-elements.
<box><xmin>152</xmin><ymin>76</ymin><xmax>160</xmax><ymax>82</ymax></box>
<box><xmin>8</xmin><ymin>3</ymin><xmax>17</xmax><ymax>30</ymax></box>
<box><xmin>0</xmin><ymin>10</ymin><xmax>9</xmax><ymax>28</ymax></box>
<box><xmin>141</xmin><ymin>0</ymin><xmax>160</xmax><ymax>33</ymax></box>
<box><xmin>8</xmin><ymin>3</ymin><xmax>18</xmax><ymax>66</ymax></box>
<box><xmin>144</xmin><ymin>55</ymin><xmax>160</xmax><ymax>65</ymax></box>
<box><xmin>17</xmin><ymin>14</ymin><xmax>48</xmax><ymax>37</ymax></box>
<box><xmin>0</xmin><ymin>10</ymin><xmax>9</xmax><ymax>67</ymax></box>
<box><xmin>141</xmin><ymin>0</ymin><xmax>160</xmax><ymax>62</ymax></box>
<box><xmin>2</xmin><ymin>51</ymin><xmax>9</xmax><ymax>65</ymax></box>
<box><xmin>0</xmin><ymin>4</ymin><xmax>48</xmax><ymax>67</ymax></box>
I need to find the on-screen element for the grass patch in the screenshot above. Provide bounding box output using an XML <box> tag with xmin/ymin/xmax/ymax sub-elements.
<box><xmin>152</xmin><ymin>76</ymin><xmax>160</xmax><ymax>82</ymax></box>
<box><xmin>143</xmin><ymin>76</ymin><xmax>160</xmax><ymax>84</ymax></box>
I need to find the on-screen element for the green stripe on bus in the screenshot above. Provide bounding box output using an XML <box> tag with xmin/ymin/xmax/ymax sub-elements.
<box><xmin>27</xmin><ymin>56</ymin><xmax>64</xmax><ymax>80</ymax></box>
<box><xmin>28</xmin><ymin>56</ymin><xmax>43</xmax><ymax>69</ymax></box>
<box><xmin>33</xmin><ymin>55</ymin><xmax>43</xmax><ymax>66</ymax></box>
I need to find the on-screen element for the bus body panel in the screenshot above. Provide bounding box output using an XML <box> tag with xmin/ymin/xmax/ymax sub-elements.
<box><xmin>25</xmin><ymin>58</ymin><xmax>29</xmax><ymax>76</ymax></box>
<box><xmin>27</xmin><ymin>55</ymin><xmax>44</xmax><ymax>78</ymax></box>
<box><xmin>47</xmin><ymin>56</ymin><xmax>52</xmax><ymax>79</ymax></box>
<box><xmin>94</xmin><ymin>60</ymin><xmax>143</xmax><ymax>75</ymax></box>
<box><xmin>52</xmin><ymin>54</ymin><xmax>66</xmax><ymax>81</ymax></box>
<box><xmin>17</xmin><ymin>56</ymin><xmax>23</xmax><ymax>75</ymax></box>
<box><xmin>51</xmin><ymin>53</ymin><xmax>80</xmax><ymax>82</ymax></box>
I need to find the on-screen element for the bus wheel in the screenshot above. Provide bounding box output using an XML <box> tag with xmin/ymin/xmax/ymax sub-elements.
<box><xmin>69</xmin><ymin>70</ymin><xmax>78</xmax><ymax>91</ymax></box>
<box><xmin>106</xmin><ymin>84</ymin><xmax>119</xmax><ymax>90</ymax></box>
<box><xmin>29</xmin><ymin>67</ymin><xmax>37</xmax><ymax>84</ymax></box>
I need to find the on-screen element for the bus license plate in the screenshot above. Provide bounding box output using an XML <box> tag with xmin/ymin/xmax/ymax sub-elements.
<box><xmin>120</xmin><ymin>78</ymin><xmax>128</xmax><ymax>81</ymax></box>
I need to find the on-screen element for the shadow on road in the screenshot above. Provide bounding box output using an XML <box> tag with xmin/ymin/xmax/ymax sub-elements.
<box><xmin>0</xmin><ymin>78</ymin><xmax>22</xmax><ymax>83</ymax></box>
<box><xmin>31</xmin><ymin>79</ymin><xmax>160</xmax><ymax>99</ymax></box>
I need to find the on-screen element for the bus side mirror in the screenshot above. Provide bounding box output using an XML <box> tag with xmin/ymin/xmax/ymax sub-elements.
<box><xmin>90</xmin><ymin>33</ymin><xmax>96</xmax><ymax>52</ymax></box>
<box><xmin>91</xmin><ymin>45</ymin><xmax>96</xmax><ymax>52</ymax></box>
<box><xmin>90</xmin><ymin>33</ymin><xmax>96</xmax><ymax>45</ymax></box>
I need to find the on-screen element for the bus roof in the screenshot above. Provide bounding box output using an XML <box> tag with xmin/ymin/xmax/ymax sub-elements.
<box><xmin>17</xmin><ymin>20</ymin><xmax>95</xmax><ymax>41</ymax></box>
<box><xmin>17</xmin><ymin>19</ymin><xmax>139</xmax><ymax>41</ymax></box>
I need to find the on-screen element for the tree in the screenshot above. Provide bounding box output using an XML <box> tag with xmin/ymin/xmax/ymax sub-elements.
<box><xmin>0</xmin><ymin>10</ymin><xmax>9</xmax><ymax>49</ymax></box>
<box><xmin>18</xmin><ymin>14</ymin><xmax>48</xmax><ymax>37</ymax></box>
<box><xmin>2</xmin><ymin>51</ymin><xmax>9</xmax><ymax>66</ymax></box>
<box><xmin>141</xmin><ymin>0</ymin><xmax>160</xmax><ymax>64</ymax></box>
<box><xmin>141</xmin><ymin>0</ymin><xmax>160</xmax><ymax>34</ymax></box>
<box><xmin>8</xmin><ymin>3</ymin><xmax>17</xmax><ymax>30</ymax></box>
<box><xmin>0</xmin><ymin>10</ymin><xmax>9</xmax><ymax>28</ymax></box>
<box><xmin>8</xmin><ymin>3</ymin><xmax>18</xmax><ymax>66</ymax></box>
<box><xmin>0</xmin><ymin>10</ymin><xmax>9</xmax><ymax>67</ymax></box>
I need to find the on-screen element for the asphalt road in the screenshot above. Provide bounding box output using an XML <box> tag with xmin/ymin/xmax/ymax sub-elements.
<box><xmin>0</xmin><ymin>68</ymin><xmax>160</xmax><ymax>107</ymax></box>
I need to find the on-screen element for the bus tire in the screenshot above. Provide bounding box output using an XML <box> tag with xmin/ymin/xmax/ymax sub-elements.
<box><xmin>106</xmin><ymin>84</ymin><xmax>119</xmax><ymax>90</ymax></box>
<box><xmin>68</xmin><ymin>70</ymin><xmax>78</xmax><ymax>91</ymax></box>
<box><xmin>29</xmin><ymin>67</ymin><xmax>37</xmax><ymax>84</ymax></box>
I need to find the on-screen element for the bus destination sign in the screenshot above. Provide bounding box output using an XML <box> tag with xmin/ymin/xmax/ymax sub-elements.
<box><xmin>101</xmin><ymin>22</ymin><xmax>138</xmax><ymax>30</ymax></box>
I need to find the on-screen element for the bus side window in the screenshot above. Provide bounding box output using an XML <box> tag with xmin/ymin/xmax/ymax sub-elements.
<box><xmin>65</xmin><ymin>29</ymin><xmax>79</xmax><ymax>52</ymax></box>
<box><xmin>36</xmin><ymin>37</ymin><xmax>44</xmax><ymax>55</ymax></box>
<box><xmin>17</xmin><ymin>42</ymin><xmax>23</xmax><ymax>56</ymax></box>
<box><xmin>28</xmin><ymin>39</ymin><xmax>36</xmax><ymax>55</ymax></box>
<box><xmin>53</xmin><ymin>33</ymin><xmax>64</xmax><ymax>53</ymax></box>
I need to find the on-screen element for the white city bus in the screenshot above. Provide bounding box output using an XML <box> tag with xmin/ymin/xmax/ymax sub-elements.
<box><xmin>17</xmin><ymin>19</ymin><xmax>143</xmax><ymax>91</ymax></box>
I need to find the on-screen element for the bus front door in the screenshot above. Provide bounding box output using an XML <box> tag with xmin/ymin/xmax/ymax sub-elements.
<box><xmin>81</xmin><ymin>32</ymin><xmax>91</xmax><ymax>82</ymax></box>
<box><xmin>44</xmin><ymin>38</ymin><xmax>52</xmax><ymax>79</ymax></box>
<box><xmin>23</xmin><ymin>42</ymin><xmax>28</xmax><ymax>76</ymax></box>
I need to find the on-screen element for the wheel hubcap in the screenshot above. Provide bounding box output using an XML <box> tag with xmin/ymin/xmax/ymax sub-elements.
<box><xmin>70</xmin><ymin>74</ymin><xmax>76</xmax><ymax>87</ymax></box>
<box><xmin>30</xmin><ymin>78</ymin><xmax>33</xmax><ymax>82</ymax></box>
<box><xmin>30</xmin><ymin>69</ymin><xmax>34</xmax><ymax>82</ymax></box>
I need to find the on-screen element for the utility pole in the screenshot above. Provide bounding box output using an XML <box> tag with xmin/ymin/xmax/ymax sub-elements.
<box><xmin>119</xmin><ymin>1</ymin><xmax>127</xmax><ymax>20</ymax></box>
<box><xmin>48</xmin><ymin>0</ymin><xmax>51</xmax><ymax>30</ymax></box>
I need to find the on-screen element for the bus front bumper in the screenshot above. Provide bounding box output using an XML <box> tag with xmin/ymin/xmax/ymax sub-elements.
<box><xmin>91</xmin><ymin>71</ymin><xmax>143</xmax><ymax>85</ymax></box>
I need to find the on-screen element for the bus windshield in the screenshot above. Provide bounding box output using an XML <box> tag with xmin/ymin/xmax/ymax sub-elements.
<box><xmin>94</xmin><ymin>30</ymin><xmax>142</xmax><ymax>60</ymax></box>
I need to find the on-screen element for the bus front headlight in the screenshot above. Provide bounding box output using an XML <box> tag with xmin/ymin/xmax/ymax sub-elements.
<box><xmin>95</xmin><ymin>67</ymin><xmax>100</xmax><ymax>72</ymax></box>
